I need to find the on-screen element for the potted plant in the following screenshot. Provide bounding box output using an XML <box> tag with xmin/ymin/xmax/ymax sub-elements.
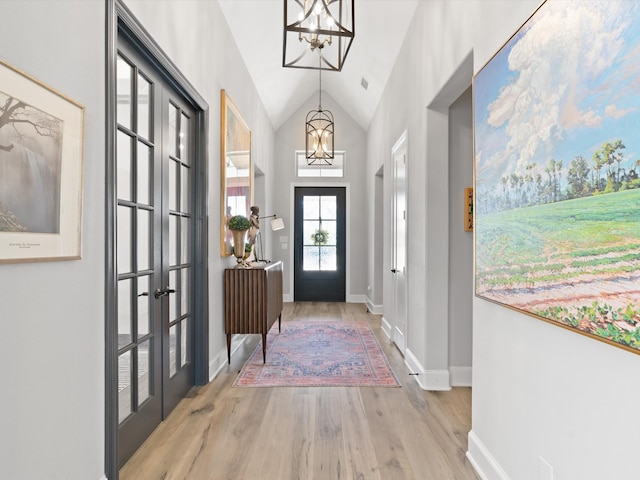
<box><xmin>227</xmin><ymin>215</ymin><xmax>250</xmax><ymax>264</ymax></box>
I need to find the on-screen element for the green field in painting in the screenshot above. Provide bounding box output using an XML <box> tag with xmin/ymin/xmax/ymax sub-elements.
<box><xmin>476</xmin><ymin>189</ymin><xmax>640</xmax><ymax>276</ymax></box>
<box><xmin>475</xmin><ymin>188</ymin><xmax>640</xmax><ymax>350</ymax></box>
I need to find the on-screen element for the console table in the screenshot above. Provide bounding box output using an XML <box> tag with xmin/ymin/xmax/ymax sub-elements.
<box><xmin>224</xmin><ymin>261</ymin><xmax>283</xmax><ymax>363</ymax></box>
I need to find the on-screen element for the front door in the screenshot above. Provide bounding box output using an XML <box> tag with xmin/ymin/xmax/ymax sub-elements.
<box><xmin>294</xmin><ymin>187</ymin><xmax>346</xmax><ymax>301</ymax></box>
<box><xmin>392</xmin><ymin>133</ymin><xmax>407</xmax><ymax>353</ymax></box>
<box><xmin>116</xmin><ymin>37</ymin><xmax>195</xmax><ymax>466</ymax></box>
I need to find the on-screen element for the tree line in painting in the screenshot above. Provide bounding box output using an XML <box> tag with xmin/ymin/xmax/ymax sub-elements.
<box><xmin>477</xmin><ymin>139</ymin><xmax>640</xmax><ymax>214</ymax></box>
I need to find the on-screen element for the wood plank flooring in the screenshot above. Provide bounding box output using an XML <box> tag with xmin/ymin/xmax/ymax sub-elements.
<box><xmin>120</xmin><ymin>302</ymin><xmax>479</xmax><ymax>480</ymax></box>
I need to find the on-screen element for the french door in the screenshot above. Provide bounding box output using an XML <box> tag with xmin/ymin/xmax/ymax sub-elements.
<box><xmin>294</xmin><ymin>187</ymin><xmax>346</xmax><ymax>301</ymax></box>
<box><xmin>115</xmin><ymin>37</ymin><xmax>195</xmax><ymax>466</ymax></box>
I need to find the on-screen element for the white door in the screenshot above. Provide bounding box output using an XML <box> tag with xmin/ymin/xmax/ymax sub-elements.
<box><xmin>391</xmin><ymin>133</ymin><xmax>407</xmax><ymax>353</ymax></box>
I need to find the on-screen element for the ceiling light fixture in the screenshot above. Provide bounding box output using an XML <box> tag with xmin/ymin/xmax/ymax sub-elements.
<box><xmin>283</xmin><ymin>0</ymin><xmax>355</xmax><ymax>71</ymax></box>
<box><xmin>305</xmin><ymin>53</ymin><xmax>334</xmax><ymax>164</ymax></box>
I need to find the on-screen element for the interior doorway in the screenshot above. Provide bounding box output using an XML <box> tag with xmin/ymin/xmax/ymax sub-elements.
<box><xmin>106</xmin><ymin>4</ymin><xmax>209</xmax><ymax>477</ymax></box>
<box><xmin>391</xmin><ymin>132</ymin><xmax>408</xmax><ymax>353</ymax></box>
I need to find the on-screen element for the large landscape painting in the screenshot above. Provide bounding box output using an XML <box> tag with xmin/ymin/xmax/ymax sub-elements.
<box><xmin>473</xmin><ymin>0</ymin><xmax>640</xmax><ymax>352</ymax></box>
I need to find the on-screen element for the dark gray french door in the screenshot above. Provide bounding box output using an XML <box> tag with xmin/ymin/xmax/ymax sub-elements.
<box><xmin>294</xmin><ymin>187</ymin><xmax>346</xmax><ymax>301</ymax></box>
<box><xmin>115</xmin><ymin>37</ymin><xmax>195</xmax><ymax>467</ymax></box>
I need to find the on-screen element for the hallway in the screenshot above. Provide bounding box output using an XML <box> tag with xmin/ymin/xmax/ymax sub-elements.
<box><xmin>120</xmin><ymin>303</ymin><xmax>479</xmax><ymax>480</ymax></box>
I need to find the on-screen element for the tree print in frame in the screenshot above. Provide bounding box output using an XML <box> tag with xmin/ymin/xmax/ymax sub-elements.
<box><xmin>0</xmin><ymin>58</ymin><xmax>84</xmax><ymax>263</ymax></box>
<box><xmin>473</xmin><ymin>0</ymin><xmax>640</xmax><ymax>353</ymax></box>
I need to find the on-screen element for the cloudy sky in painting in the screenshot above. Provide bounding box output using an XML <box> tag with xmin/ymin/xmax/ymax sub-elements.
<box><xmin>474</xmin><ymin>0</ymin><xmax>640</xmax><ymax>191</ymax></box>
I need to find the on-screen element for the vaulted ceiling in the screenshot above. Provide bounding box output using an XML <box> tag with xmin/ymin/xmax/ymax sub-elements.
<box><xmin>218</xmin><ymin>0</ymin><xmax>419</xmax><ymax>131</ymax></box>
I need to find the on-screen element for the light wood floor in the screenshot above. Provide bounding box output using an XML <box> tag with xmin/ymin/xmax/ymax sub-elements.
<box><xmin>120</xmin><ymin>302</ymin><xmax>479</xmax><ymax>480</ymax></box>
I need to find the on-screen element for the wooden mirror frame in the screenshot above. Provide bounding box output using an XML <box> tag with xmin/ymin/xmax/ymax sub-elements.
<box><xmin>220</xmin><ymin>90</ymin><xmax>253</xmax><ymax>256</ymax></box>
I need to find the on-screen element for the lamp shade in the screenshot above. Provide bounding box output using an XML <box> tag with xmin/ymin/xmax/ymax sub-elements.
<box><xmin>271</xmin><ymin>217</ymin><xmax>285</xmax><ymax>231</ymax></box>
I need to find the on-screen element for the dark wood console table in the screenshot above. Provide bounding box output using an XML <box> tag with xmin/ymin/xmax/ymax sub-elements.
<box><xmin>224</xmin><ymin>261</ymin><xmax>283</xmax><ymax>363</ymax></box>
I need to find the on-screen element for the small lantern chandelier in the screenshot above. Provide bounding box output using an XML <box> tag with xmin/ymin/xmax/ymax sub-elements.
<box><xmin>283</xmin><ymin>0</ymin><xmax>355</xmax><ymax>71</ymax></box>
<box><xmin>306</xmin><ymin>54</ymin><xmax>334</xmax><ymax>164</ymax></box>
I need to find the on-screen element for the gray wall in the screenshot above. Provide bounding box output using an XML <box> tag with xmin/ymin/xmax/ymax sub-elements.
<box><xmin>0</xmin><ymin>2</ymin><xmax>105</xmax><ymax>479</ymax></box>
<box><xmin>271</xmin><ymin>92</ymin><xmax>367</xmax><ymax>301</ymax></box>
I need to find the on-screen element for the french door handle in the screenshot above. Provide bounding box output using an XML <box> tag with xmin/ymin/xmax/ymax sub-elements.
<box><xmin>154</xmin><ymin>287</ymin><xmax>176</xmax><ymax>299</ymax></box>
<box><xmin>391</xmin><ymin>269</ymin><xmax>397</xmax><ymax>274</ymax></box>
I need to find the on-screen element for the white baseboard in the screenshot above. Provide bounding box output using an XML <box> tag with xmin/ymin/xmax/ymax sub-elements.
<box><xmin>347</xmin><ymin>294</ymin><xmax>366</xmax><ymax>303</ymax></box>
<box><xmin>450</xmin><ymin>366</ymin><xmax>472</xmax><ymax>387</ymax></box>
<box><xmin>467</xmin><ymin>430</ymin><xmax>511</xmax><ymax>480</ymax></box>
<box><xmin>380</xmin><ymin>316</ymin><xmax>392</xmax><ymax>339</ymax></box>
<box><xmin>365</xmin><ymin>297</ymin><xmax>383</xmax><ymax>315</ymax></box>
<box><xmin>404</xmin><ymin>348</ymin><xmax>452</xmax><ymax>391</ymax></box>
<box><xmin>98</xmin><ymin>476</ymin><xmax>108</xmax><ymax>480</ymax></box>
<box><xmin>209</xmin><ymin>334</ymin><xmax>248</xmax><ymax>382</ymax></box>
<box><xmin>283</xmin><ymin>293</ymin><xmax>293</xmax><ymax>302</ymax></box>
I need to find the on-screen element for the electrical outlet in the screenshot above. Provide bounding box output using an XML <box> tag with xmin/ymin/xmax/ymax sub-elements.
<box><xmin>538</xmin><ymin>456</ymin><xmax>553</xmax><ymax>480</ymax></box>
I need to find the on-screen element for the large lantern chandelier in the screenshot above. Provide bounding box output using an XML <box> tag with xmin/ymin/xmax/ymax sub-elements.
<box><xmin>283</xmin><ymin>0</ymin><xmax>355</xmax><ymax>71</ymax></box>
<box><xmin>305</xmin><ymin>54</ymin><xmax>334</xmax><ymax>164</ymax></box>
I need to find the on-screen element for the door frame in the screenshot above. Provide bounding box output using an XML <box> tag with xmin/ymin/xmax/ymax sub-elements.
<box><xmin>106</xmin><ymin>2</ymin><xmax>209</xmax><ymax>478</ymax></box>
<box><xmin>391</xmin><ymin>130</ymin><xmax>408</xmax><ymax>354</ymax></box>
<box><xmin>287</xmin><ymin>182</ymin><xmax>351</xmax><ymax>302</ymax></box>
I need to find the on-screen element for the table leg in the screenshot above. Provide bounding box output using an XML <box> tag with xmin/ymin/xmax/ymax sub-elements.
<box><xmin>262</xmin><ymin>332</ymin><xmax>267</xmax><ymax>363</ymax></box>
<box><xmin>226</xmin><ymin>334</ymin><xmax>231</xmax><ymax>364</ymax></box>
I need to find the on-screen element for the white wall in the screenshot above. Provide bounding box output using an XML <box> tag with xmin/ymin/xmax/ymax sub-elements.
<box><xmin>448</xmin><ymin>86</ymin><xmax>473</xmax><ymax>384</ymax></box>
<box><xmin>368</xmin><ymin>1</ymin><xmax>640</xmax><ymax>479</ymax></box>
<box><xmin>0</xmin><ymin>2</ymin><xmax>105</xmax><ymax>479</ymax></box>
<box><xmin>271</xmin><ymin>92</ymin><xmax>368</xmax><ymax>301</ymax></box>
<box><xmin>122</xmin><ymin>0</ymin><xmax>276</xmax><ymax>376</ymax></box>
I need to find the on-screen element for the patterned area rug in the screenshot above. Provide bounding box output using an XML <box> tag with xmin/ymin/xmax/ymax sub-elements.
<box><xmin>233</xmin><ymin>321</ymin><xmax>400</xmax><ymax>387</ymax></box>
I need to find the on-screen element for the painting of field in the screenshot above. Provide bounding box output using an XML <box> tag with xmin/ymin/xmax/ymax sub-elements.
<box><xmin>474</xmin><ymin>0</ymin><xmax>640</xmax><ymax>352</ymax></box>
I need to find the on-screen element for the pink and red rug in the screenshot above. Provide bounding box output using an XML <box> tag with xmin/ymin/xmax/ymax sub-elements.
<box><xmin>233</xmin><ymin>321</ymin><xmax>400</xmax><ymax>387</ymax></box>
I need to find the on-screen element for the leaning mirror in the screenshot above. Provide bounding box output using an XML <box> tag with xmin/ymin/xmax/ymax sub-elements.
<box><xmin>220</xmin><ymin>90</ymin><xmax>253</xmax><ymax>256</ymax></box>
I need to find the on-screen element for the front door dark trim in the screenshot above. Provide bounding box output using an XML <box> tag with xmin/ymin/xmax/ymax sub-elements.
<box><xmin>106</xmin><ymin>2</ymin><xmax>209</xmax><ymax>478</ymax></box>
<box><xmin>293</xmin><ymin>186</ymin><xmax>347</xmax><ymax>302</ymax></box>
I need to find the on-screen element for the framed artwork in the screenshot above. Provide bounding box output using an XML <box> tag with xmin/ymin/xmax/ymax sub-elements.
<box><xmin>473</xmin><ymin>0</ymin><xmax>640</xmax><ymax>353</ymax></box>
<box><xmin>0</xmin><ymin>59</ymin><xmax>84</xmax><ymax>263</ymax></box>
<box><xmin>220</xmin><ymin>90</ymin><xmax>253</xmax><ymax>256</ymax></box>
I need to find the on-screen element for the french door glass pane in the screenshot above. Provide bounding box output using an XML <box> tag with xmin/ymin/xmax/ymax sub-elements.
<box><xmin>180</xmin><ymin>217</ymin><xmax>190</xmax><ymax>264</ymax></box>
<box><xmin>137</xmin><ymin>142</ymin><xmax>151</xmax><ymax>205</ymax></box>
<box><xmin>138</xmin><ymin>341</ymin><xmax>151</xmax><ymax>405</ymax></box>
<box><xmin>117</xmin><ymin>279</ymin><xmax>132</xmax><ymax>349</ymax></box>
<box><xmin>117</xmin><ymin>206</ymin><xmax>132</xmax><ymax>274</ymax></box>
<box><xmin>169</xmin><ymin>214</ymin><xmax>178</xmax><ymax>267</ymax></box>
<box><xmin>168</xmin><ymin>104</ymin><xmax>178</xmax><ymax>158</ymax></box>
<box><xmin>181</xmin><ymin>165</ymin><xmax>190</xmax><ymax>213</ymax></box>
<box><xmin>169</xmin><ymin>160</ymin><xmax>178</xmax><ymax>211</ymax></box>
<box><xmin>116</xmin><ymin>56</ymin><xmax>132</xmax><ymax>130</ymax></box>
<box><xmin>117</xmin><ymin>131</ymin><xmax>132</xmax><ymax>202</ymax></box>
<box><xmin>320</xmin><ymin>196</ymin><xmax>337</xmax><ymax>220</ymax></box>
<box><xmin>137</xmin><ymin>209</ymin><xmax>151</xmax><ymax>271</ymax></box>
<box><xmin>169</xmin><ymin>325</ymin><xmax>177</xmax><ymax>377</ymax></box>
<box><xmin>181</xmin><ymin>268</ymin><xmax>190</xmax><ymax>313</ymax></box>
<box><xmin>137</xmin><ymin>275</ymin><xmax>150</xmax><ymax>337</ymax></box>
<box><xmin>137</xmin><ymin>73</ymin><xmax>150</xmax><ymax>140</ymax></box>
<box><xmin>181</xmin><ymin>319</ymin><xmax>188</xmax><ymax>368</ymax></box>
<box><xmin>303</xmin><ymin>196</ymin><xmax>319</xmax><ymax>219</ymax></box>
<box><xmin>169</xmin><ymin>269</ymin><xmax>179</xmax><ymax>321</ymax></box>
<box><xmin>118</xmin><ymin>351</ymin><xmax>132</xmax><ymax>423</ymax></box>
<box><xmin>180</xmin><ymin>112</ymin><xmax>190</xmax><ymax>163</ymax></box>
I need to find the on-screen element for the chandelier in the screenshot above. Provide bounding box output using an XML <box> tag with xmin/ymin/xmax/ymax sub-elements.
<box><xmin>305</xmin><ymin>55</ymin><xmax>334</xmax><ymax>164</ymax></box>
<box><xmin>283</xmin><ymin>0</ymin><xmax>355</xmax><ymax>71</ymax></box>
